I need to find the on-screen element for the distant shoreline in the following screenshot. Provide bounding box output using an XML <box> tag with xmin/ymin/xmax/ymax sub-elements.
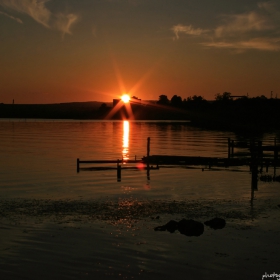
<box><xmin>1</xmin><ymin>99</ymin><xmax>280</xmax><ymax>132</ymax></box>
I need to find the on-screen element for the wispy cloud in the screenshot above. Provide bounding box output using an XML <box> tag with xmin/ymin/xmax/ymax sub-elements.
<box><xmin>172</xmin><ymin>24</ymin><xmax>208</xmax><ymax>40</ymax></box>
<box><xmin>0</xmin><ymin>0</ymin><xmax>51</xmax><ymax>27</ymax></box>
<box><xmin>203</xmin><ymin>38</ymin><xmax>280</xmax><ymax>52</ymax></box>
<box><xmin>172</xmin><ymin>1</ymin><xmax>280</xmax><ymax>52</ymax></box>
<box><xmin>0</xmin><ymin>0</ymin><xmax>78</xmax><ymax>36</ymax></box>
<box><xmin>258</xmin><ymin>1</ymin><xmax>280</xmax><ymax>15</ymax></box>
<box><xmin>54</xmin><ymin>13</ymin><xmax>78</xmax><ymax>36</ymax></box>
<box><xmin>215</xmin><ymin>11</ymin><xmax>272</xmax><ymax>37</ymax></box>
<box><xmin>0</xmin><ymin>10</ymin><xmax>22</xmax><ymax>23</ymax></box>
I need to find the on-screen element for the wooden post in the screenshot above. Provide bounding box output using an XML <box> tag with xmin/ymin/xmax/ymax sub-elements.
<box><xmin>274</xmin><ymin>138</ymin><xmax>278</xmax><ymax>163</ymax></box>
<box><xmin>258</xmin><ymin>141</ymin><xmax>263</xmax><ymax>172</ymax></box>
<box><xmin>117</xmin><ymin>159</ymin><xmax>121</xmax><ymax>181</ymax></box>
<box><xmin>77</xmin><ymin>158</ymin><xmax>80</xmax><ymax>173</ymax></box>
<box><xmin>274</xmin><ymin>138</ymin><xmax>277</xmax><ymax>179</ymax></box>
<box><xmin>250</xmin><ymin>141</ymin><xmax>258</xmax><ymax>192</ymax></box>
<box><xmin>249</xmin><ymin>140</ymin><xmax>253</xmax><ymax>171</ymax></box>
<box><xmin>231</xmin><ymin>140</ymin><xmax>234</xmax><ymax>156</ymax></box>
<box><xmin>147</xmin><ymin>137</ymin><xmax>150</xmax><ymax>158</ymax></box>
<box><xmin>251</xmin><ymin>163</ymin><xmax>258</xmax><ymax>191</ymax></box>
<box><xmin>251</xmin><ymin>155</ymin><xmax>258</xmax><ymax>203</ymax></box>
<box><xmin>228</xmin><ymin>138</ymin><xmax>231</xmax><ymax>159</ymax></box>
<box><xmin>147</xmin><ymin>137</ymin><xmax>150</xmax><ymax>180</ymax></box>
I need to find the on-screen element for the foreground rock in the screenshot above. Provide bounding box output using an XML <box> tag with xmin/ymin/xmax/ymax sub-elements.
<box><xmin>204</xmin><ymin>217</ymin><xmax>226</xmax><ymax>229</ymax></box>
<box><xmin>178</xmin><ymin>219</ymin><xmax>204</xmax><ymax>236</ymax></box>
<box><xmin>154</xmin><ymin>220</ymin><xmax>178</xmax><ymax>233</ymax></box>
<box><xmin>154</xmin><ymin>219</ymin><xmax>204</xmax><ymax>236</ymax></box>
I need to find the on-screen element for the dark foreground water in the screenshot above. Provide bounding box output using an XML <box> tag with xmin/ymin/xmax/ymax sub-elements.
<box><xmin>1</xmin><ymin>120</ymin><xmax>280</xmax><ymax>280</ymax></box>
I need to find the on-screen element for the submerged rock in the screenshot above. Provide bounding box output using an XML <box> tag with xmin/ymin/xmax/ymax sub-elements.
<box><xmin>154</xmin><ymin>219</ymin><xmax>204</xmax><ymax>236</ymax></box>
<box><xmin>178</xmin><ymin>219</ymin><xmax>204</xmax><ymax>236</ymax></box>
<box><xmin>204</xmin><ymin>217</ymin><xmax>226</xmax><ymax>230</ymax></box>
<box><xmin>165</xmin><ymin>220</ymin><xmax>178</xmax><ymax>233</ymax></box>
<box><xmin>154</xmin><ymin>220</ymin><xmax>178</xmax><ymax>233</ymax></box>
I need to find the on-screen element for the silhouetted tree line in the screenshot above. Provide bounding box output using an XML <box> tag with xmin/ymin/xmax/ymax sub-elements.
<box><xmin>157</xmin><ymin>92</ymin><xmax>279</xmax><ymax>108</ymax></box>
<box><xmin>156</xmin><ymin>92</ymin><xmax>280</xmax><ymax>130</ymax></box>
<box><xmin>157</xmin><ymin>94</ymin><xmax>207</xmax><ymax>109</ymax></box>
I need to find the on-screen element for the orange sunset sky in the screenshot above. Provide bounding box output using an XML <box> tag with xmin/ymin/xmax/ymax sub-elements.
<box><xmin>1</xmin><ymin>0</ymin><xmax>280</xmax><ymax>104</ymax></box>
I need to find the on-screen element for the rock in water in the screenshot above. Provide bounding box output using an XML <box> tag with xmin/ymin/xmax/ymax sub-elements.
<box><xmin>154</xmin><ymin>224</ymin><xmax>166</xmax><ymax>231</ymax></box>
<box><xmin>165</xmin><ymin>220</ymin><xmax>178</xmax><ymax>233</ymax></box>
<box><xmin>154</xmin><ymin>220</ymin><xmax>178</xmax><ymax>233</ymax></box>
<box><xmin>204</xmin><ymin>217</ymin><xmax>226</xmax><ymax>229</ymax></box>
<box><xmin>177</xmin><ymin>219</ymin><xmax>204</xmax><ymax>236</ymax></box>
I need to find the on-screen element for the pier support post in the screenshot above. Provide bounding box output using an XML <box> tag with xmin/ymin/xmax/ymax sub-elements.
<box><xmin>273</xmin><ymin>138</ymin><xmax>278</xmax><ymax>179</ymax></box>
<box><xmin>228</xmin><ymin>138</ymin><xmax>231</xmax><ymax>159</ymax></box>
<box><xmin>258</xmin><ymin>141</ymin><xmax>263</xmax><ymax>172</ymax></box>
<box><xmin>77</xmin><ymin>158</ymin><xmax>80</xmax><ymax>173</ymax></box>
<box><xmin>147</xmin><ymin>137</ymin><xmax>150</xmax><ymax>180</ymax></box>
<box><xmin>117</xmin><ymin>159</ymin><xmax>121</xmax><ymax>181</ymax></box>
<box><xmin>250</xmin><ymin>141</ymin><xmax>258</xmax><ymax>203</ymax></box>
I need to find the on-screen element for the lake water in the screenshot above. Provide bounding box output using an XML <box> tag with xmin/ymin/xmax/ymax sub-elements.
<box><xmin>1</xmin><ymin>119</ymin><xmax>280</xmax><ymax>280</ymax></box>
<box><xmin>0</xmin><ymin>119</ymin><xmax>279</xmax><ymax>204</ymax></box>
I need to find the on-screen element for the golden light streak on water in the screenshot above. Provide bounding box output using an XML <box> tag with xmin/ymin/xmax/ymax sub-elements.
<box><xmin>122</xmin><ymin>120</ymin><xmax>130</xmax><ymax>161</ymax></box>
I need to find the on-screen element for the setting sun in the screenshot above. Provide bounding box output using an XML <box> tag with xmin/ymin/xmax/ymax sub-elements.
<box><xmin>121</xmin><ymin>94</ymin><xmax>130</xmax><ymax>103</ymax></box>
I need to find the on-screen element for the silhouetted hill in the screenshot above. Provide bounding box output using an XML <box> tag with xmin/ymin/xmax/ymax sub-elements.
<box><xmin>0</xmin><ymin>102</ymin><xmax>111</xmax><ymax>119</ymax></box>
<box><xmin>0</xmin><ymin>101</ymin><xmax>189</xmax><ymax>120</ymax></box>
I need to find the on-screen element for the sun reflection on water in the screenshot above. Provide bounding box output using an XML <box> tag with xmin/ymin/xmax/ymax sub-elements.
<box><xmin>122</xmin><ymin>120</ymin><xmax>129</xmax><ymax>161</ymax></box>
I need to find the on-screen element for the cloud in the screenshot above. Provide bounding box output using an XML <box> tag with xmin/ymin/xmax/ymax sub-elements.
<box><xmin>0</xmin><ymin>0</ymin><xmax>78</xmax><ymax>36</ymax></box>
<box><xmin>172</xmin><ymin>24</ymin><xmax>207</xmax><ymax>40</ymax></box>
<box><xmin>55</xmin><ymin>13</ymin><xmax>78</xmax><ymax>36</ymax></box>
<box><xmin>203</xmin><ymin>38</ymin><xmax>280</xmax><ymax>52</ymax></box>
<box><xmin>0</xmin><ymin>10</ymin><xmax>23</xmax><ymax>23</ymax></box>
<box><xmin>0</xmin><ymin>0</ymin><xmax>51</xmax><ymax>27</ymax></box>
<box><xmin>172</xmin><ymin>1</ymin><xmax>280</xmax><ymax>52</ymax></box>
<box><xmin>215</xmin><ymin>11</ymin><xmax>272</xmax><ymax>37</ymax></box>
<box><xmin>258</xmin><ymin>1</ymin><xmax>279</xmax><ymax>14</ymax></box>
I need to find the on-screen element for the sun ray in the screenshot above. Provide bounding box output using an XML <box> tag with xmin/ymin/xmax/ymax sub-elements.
<box><xmin>112</xmin><ymin>56</ymin><xmax>127</xmax><ymax>94</ymax></box>
<box><xmin>128</xmin><ymin>58</ymin><xmax>163</xmax><ymax>96</ymax></box>
<box><xmin>104</xmin><ymin>99</ymin><xmax>125</xmax><ymax>119</ymax></box>
<box><xmin>124</xmin><ymin>102</ymin><xmax>134</xmax><ymax>120</ymax></box>
<box><xmin>104</xmin><ymin>55</ymin><xmax>165</xmax><ymax>120</ymax></box>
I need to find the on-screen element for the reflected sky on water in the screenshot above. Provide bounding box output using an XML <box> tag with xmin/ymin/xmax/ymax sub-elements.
<box><xmin>0</xmin><ymin>120</ymin><xmax>279</xmax><ymax>202</ymax></box>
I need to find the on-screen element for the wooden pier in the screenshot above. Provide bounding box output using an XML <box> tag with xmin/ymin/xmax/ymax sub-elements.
<box><xmin>77</xmin><ymin>137</ymin><xmax>280</xmax><ymax>199</ymax></box>
<box><xmin>77</xmin><ymin>138</ymin><xmax>156</xmax><ymax>180</ymax></box>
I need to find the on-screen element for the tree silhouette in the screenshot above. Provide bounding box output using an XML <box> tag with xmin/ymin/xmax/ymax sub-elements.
<box><xmin>215</xmin><ymin>92</ymin><xmax>232</xmax><ymax>101</ymax></box>
<box><xmin>183</xmin><ymin>95</ymin><xmax>207</xmax><ymax>109</ymax></box>
<box><xmin>157</xmin><ymin>95</ymin><xmax>170</xmax><ymax>105</ymax></box>
<box><xmin>171</xmin><ymin>95</ymin><xmax>182</xmax><ymax>107</ymax></box>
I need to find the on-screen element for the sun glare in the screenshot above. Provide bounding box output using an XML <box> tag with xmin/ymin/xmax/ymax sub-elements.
<box><xmin>121</xmin><ymin>94</ymin><xmax>130</xmax><ymax>103</ymax></box>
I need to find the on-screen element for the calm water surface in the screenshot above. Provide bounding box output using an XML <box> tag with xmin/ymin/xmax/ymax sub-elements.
<box><xmin>0</xmin><ymin>120</ymin><xmax>279</xmax><ymax>202</ymax></box>
<box><xmin>2</xmin><ymin>120</ymin><xmax>280</xmax><ymax>280</ymax></box>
